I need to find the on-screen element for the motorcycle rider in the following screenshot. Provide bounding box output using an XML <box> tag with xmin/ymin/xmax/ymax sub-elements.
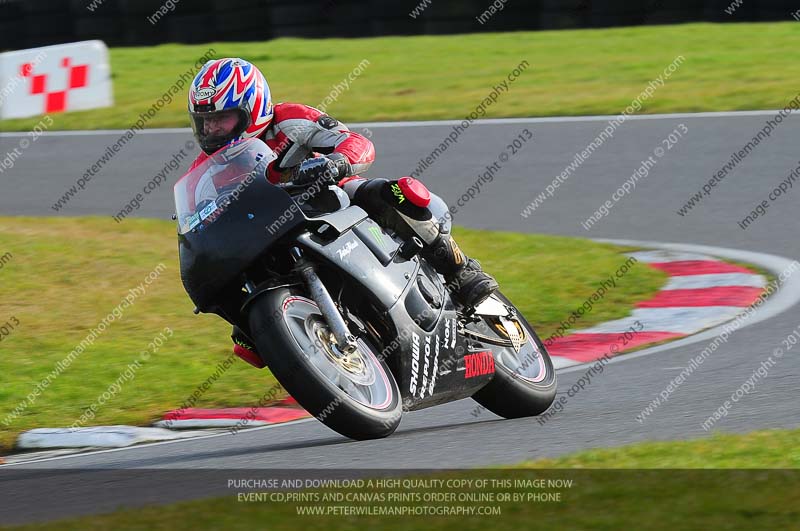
<box><xmin>186</xmin><ymin>58</ymin><xmax>498</xmax><ymax>362</ymax></box>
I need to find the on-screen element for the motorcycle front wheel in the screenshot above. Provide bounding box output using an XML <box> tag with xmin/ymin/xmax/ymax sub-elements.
<box><xmin>248</xmin><ymin>287</ymin><xmax>402</xmax><ymax>440</ymax></box>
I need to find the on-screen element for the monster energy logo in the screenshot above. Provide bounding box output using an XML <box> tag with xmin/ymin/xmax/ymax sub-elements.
<box><xmin>368</xmin><ymin>226</ymin><xmax>386</xmax><ymax>249</ymax></box>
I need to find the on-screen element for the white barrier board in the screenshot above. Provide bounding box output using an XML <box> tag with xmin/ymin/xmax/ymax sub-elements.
<box><xmin>0</xmin><ymin>40</ymin><xmax>113</xmax><ymax>120</ymax></box>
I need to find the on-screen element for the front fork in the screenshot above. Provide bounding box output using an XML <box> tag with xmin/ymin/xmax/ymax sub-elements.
<box><xmin>289</xmin><ymin>247</ymin><xmax>358</xmax><ymax>353</ymax></box>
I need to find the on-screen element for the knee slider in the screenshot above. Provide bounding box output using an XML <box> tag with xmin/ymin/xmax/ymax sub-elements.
<box><xmin>397</xmin><ymin>176</ymin><xmax>431</xmax><ymax>208</ymax></box>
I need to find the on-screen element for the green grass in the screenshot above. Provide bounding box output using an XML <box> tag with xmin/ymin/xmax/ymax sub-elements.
<box><xmin>6</xmin><ymin>429</ymin><xmax>798</xmax><ymax>530</ymax></box>
<box><xmin>516</xmin><ymin>428</ymin><xmax>800</xmax><ymax>469</ymax></box>
<box><xmin>0</xmin><ymin>217</ymin><xmax>664</xmax><ymax>453</ymax></box>
<box><xmin>3</xmin><ymin>22</ymin><xmax>800</xmax><ymax>132</ymax></box>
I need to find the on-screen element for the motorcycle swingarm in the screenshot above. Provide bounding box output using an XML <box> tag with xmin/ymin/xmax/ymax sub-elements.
<box><xmin>459</xmin><ymin>326</ymin><xmax>517</xmax><ymax>349</ymax></box>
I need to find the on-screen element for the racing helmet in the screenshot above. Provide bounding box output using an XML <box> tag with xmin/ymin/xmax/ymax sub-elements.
<box><xmin>188</xmin><ymin>58</ymin><xmax>274</xmax><ymax>154</ymax></box>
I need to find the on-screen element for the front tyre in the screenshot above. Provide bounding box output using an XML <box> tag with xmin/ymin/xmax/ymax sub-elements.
<box><xmin>470</xmin><ymin>291</ymin><xmax>557</xmax><ymax>418</ymax></box>
<box><xmin>248</xmin><ymin>287</ymin><xmax>401</xmax><ymax>440</ymax></box>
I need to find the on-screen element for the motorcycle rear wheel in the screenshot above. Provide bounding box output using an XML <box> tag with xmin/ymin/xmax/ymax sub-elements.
<box><xmin>469</xmin><ymin>291</ymin><xmax>557</xmax><ymax>418</ymax></box>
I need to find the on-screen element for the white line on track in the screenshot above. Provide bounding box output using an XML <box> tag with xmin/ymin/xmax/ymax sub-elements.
<box><xmin>0</xmin><ymin>109</ymin><xmax>790</xmax><ymax>137</ymax></box>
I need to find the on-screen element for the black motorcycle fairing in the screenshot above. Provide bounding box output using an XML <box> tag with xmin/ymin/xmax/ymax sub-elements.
<box><xmin>294</xmin><ymin>220</ymin><xmax>416</xmax><ymax>311</ymax></box>
<box><xmin>305</xmin><ymin>205</ymin><xmax>369</xmax><ymax>237</ymax></box>
<box><xmin>179</xmin><ymin>176</ymin><xmax>303</xmax><ymax>311</ymax></box>
<box><xmin>385</xmin><ymin>298</ymin><xmax>495</xmax><ymax>411</ymax></box>
<box><xmin>352</xmin><ymin>222</ymin><xmax>397</xmax><ymax>266</ymax></box>
<box><xmin>295</xmin><ymin>221</ymin><xmax>494</xmax><ymax>410</ymax></box>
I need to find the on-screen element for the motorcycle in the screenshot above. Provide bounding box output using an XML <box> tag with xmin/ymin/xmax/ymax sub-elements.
<box><xmin>174</xmin><ymin>138</ymin><xmax>556</xmax><ymax>440</ymax></box>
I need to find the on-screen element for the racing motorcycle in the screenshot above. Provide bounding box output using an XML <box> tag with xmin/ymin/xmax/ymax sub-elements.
<box><xmin>174</xmin><ymin>138</ymin><xmax>556</xmax><ymax>440</ymax></box>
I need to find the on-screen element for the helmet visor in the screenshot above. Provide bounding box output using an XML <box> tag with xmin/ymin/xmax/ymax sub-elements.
<box><xmin>190</xmin><ymin>108</ymin><xmax>250</xmax><ymax>154</ymax></box>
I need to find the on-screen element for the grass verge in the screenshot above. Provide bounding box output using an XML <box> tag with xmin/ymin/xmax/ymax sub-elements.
<box><xmin>0</xmin><ymin>217</ymin><xmax>664</xmax><ymax>452</ymax></box>
<box><xmin>516</xmin><ymin>427</ymin><xmax>800</xmax><ymax>468</ymax></box>
<box><xmin>5</xmin><ymin>429</ymin><xmax>798</xmax><ymax>530</ymax></box>
<box><xmin>2</xmin><ymin>22</ymin><xmax>800</xmax><ymax>132</ymax></box>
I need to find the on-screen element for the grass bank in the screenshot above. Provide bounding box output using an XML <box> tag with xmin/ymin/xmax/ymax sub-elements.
<box><xmin>2</xmin><ymin>23</ymin><xmax>799</xmax><ymax>131</ymax></box>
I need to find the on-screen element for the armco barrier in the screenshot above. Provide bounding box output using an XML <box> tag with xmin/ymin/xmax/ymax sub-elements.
<box><xmin>0</xmin><ymin>0</ymin><xmax>795</xmax><ymax>51</ymax></box>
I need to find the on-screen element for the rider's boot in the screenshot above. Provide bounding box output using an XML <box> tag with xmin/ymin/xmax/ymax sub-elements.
<box><xmin>422</xmin><ymin>232</ymin><xmax>499</xmax><ymax>309</ymax></box>
<box><xmin>343</xmin><ymin>176</ymin><xmax>498</xmax><ymax>310</ymax></box>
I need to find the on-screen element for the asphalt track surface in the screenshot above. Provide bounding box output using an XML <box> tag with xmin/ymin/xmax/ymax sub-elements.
<box><xmin>1</xmin><ymin>112</ymin><xmax>799</xmax><ymax>523</ymax></box>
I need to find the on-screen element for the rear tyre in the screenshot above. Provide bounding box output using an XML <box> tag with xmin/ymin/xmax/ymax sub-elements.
<box><xmin>248</xmin><ymin>287</ymin><xmax>402</xmax><ymax>440</ymax></box>
<box><xmin>470</xmin><ymin>291</ymin><xmax>557</xmax><ymax>418</ymax></box>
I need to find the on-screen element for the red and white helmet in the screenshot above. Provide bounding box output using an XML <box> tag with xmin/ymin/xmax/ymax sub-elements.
<box><xmin>188</xmin><ymin>58</ymin><xmax>274</xmax><ymax>154</ymax></box>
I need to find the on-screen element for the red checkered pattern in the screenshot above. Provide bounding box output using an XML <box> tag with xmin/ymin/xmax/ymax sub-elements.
<box><xmin>20</xmin><ymin>56</ymin><xmax>90</xmax><ymax>114</ymax></box>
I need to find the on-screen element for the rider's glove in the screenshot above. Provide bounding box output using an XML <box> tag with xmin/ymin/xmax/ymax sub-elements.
<box><xmin>294</xmin><ymin>157</ymin><xmax>339</xmax><ymax>187</ymax></box>
<box><xmin>294</xmin><ymin>153</ymin><xmax>354</xmax><ymax>187</ymax></box>
<box><xmin>326</xmin><ymin>153</ymin><xmax>354</xmax><ymax>180</ymax></box>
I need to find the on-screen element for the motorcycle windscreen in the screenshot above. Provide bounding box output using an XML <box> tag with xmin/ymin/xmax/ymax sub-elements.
<box><xmin>174</xmin><ymin>138</ymin><xmax>278</xmax><ymax>234</ymax></box>
<box><xmin>174</xmin><ymin>138</ymin><xmax>302</xmax><ymax>309</ymax></box>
